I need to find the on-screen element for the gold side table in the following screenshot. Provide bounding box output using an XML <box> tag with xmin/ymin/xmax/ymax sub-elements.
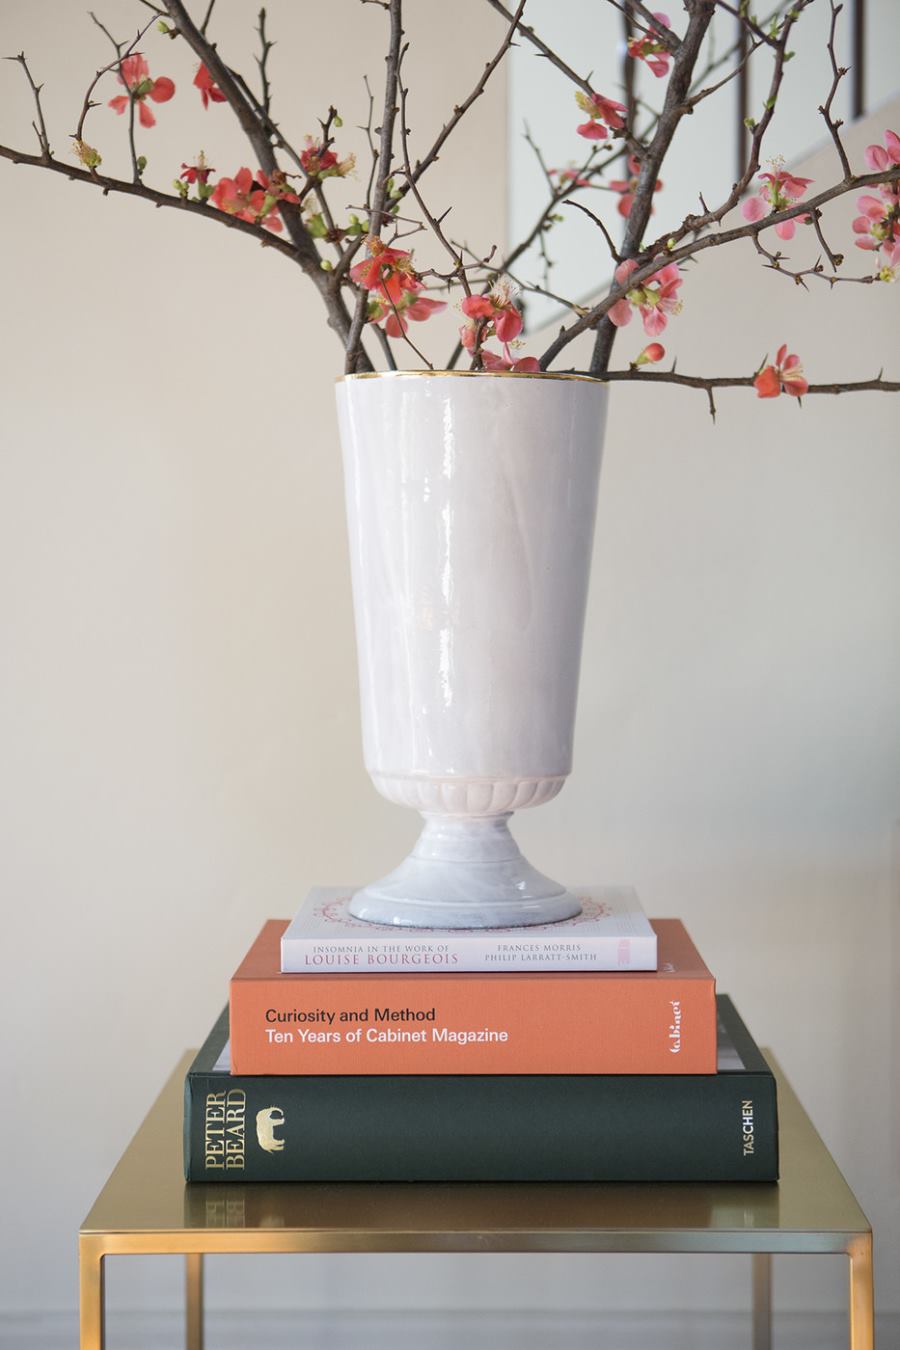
<box><xmin>79</xmin><ymin>1051</ymin><xmax>874</xmax><ymax>1350</ymax></box>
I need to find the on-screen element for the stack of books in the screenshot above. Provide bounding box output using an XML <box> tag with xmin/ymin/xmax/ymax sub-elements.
<box><xmin>184</xmin><ymin>887</ymin><xmax>778</xmax><ymax>1182</ymax></box>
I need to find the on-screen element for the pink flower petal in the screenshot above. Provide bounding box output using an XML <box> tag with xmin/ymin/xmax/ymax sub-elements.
<box><xmin>577</xmin><ymin>121</ymin><xmax>608</xmax><ymax>141</ymax></box>
<box><xmin>608</xmin><ymin>297</ymin><xmax>633</xmax><ymax>328</ymax></box>
<box><xmin>150</xmin><ymin>76</ymin><xmax>175</xmax><ymax>103</ymax></box>
<box><xmin>641</xmin><ymin>307</ymin><xmax>667</xmax><ymax>336</ymax></box>
<box><xmin>494</xmin><ymin>309</ymin><xmax>523</xmax><ymax>343</ymax></box>
<box><xmin>138</xmin><ymin>101</ymin><xmax>156</xmax><ymax>129</ymax></box>
<box><xmin>774</xmin><ymin>219</ymin><xmax>796</xmax><ymax>240</ymax></box>
<box><xmin>742</xmin><ymin>196</ymin><xmax>766</xmax><ymax>222</ymax></box>
<box><xmin>754</xmin><ymin>366</ymin><xmax>781</xmax><ymax>399</ymax></box>
<box><xmin>864</xmin><ymin>144</ymin><xmax>889</xmax><ymax>172</ymax></box>
<box><xmin>108</xmin><ymin>94</ymin><xmax>128</xmax><ymax>115</ymax></box>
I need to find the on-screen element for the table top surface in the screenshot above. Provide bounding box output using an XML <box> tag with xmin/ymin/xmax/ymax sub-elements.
<box><xmin>80</xmin><ymin>1050</ymin><xmax>870</xmax><ymax>1255</ymax></box>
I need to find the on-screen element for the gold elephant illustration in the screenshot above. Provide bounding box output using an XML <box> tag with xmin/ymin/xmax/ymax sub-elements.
<box><xmin>255</xmin><ymin>1106</ymin><xmax>286</xmax><ymax>1153</ymax></box>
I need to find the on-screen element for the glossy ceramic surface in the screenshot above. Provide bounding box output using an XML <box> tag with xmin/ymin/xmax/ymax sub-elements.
<box><xmin>337</xmin><ymin>371</ymin><xmax>607</xmax><ymax>927</ymax></box>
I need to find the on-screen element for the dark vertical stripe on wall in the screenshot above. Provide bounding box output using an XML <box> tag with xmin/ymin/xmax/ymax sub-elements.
<box><xmin>851</xmin><ymin>0</ymin><xmax>866</xmax><ymax>120</ymax></box>
<box><xmin>736</xmin><ymin>17</ymin><xmax>749</xmax><ymax>180</ymax></box>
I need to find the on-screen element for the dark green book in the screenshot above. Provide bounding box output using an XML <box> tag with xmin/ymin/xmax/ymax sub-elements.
<box><xmin>184</xmin><ymin>994</ymin><xmax>778</xmax><ymax>1182</ymax></box>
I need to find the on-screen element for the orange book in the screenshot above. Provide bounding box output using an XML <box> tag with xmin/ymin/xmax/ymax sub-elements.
<box><xmin>229</xmin><ymin>918</ymin><xmax>716</xmax><ymax>1075</ymax></box>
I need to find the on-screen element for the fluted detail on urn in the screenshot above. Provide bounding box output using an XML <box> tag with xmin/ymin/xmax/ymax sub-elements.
<box><xmin>369</xmin><ymin>772</ymin><xmax>568</xmax><ymax>815</ymax></box>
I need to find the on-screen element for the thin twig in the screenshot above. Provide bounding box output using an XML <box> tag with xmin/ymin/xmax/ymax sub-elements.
<box><xmin>344</xmin><ymin>0</ymin><xmax>403</xmax><ymax>372</ymax></box>
<box><xmin>255</xmin><ymin>8</ymin><xmax>274</xmax><ymax>121</ymax></box>
<box><xmin>482</xmin><ymin>0</ymin><xmax>595</xmax><ymax>94</ymax></box>
<box><xmin>393</xmin><ymin>0</ymin><xmax>527</xmax><ymax>209</ymax></box>
<box><xmin>563</xmin><ymin>199</ymin><xmax>622</xmax><ymax>263</ymax></box>
<box><xmin>819</xmin><ymin>0</ymin><xmax>852</xmax><ymax>181</ymax></box>
<box><xmin>0</xmin><ymin>143</ymin><xmax>300</xmax><ymax>258</ymax></box>
<box><xmin>539</xmin><ymin>163</ymin><xmax>900</xmax><ymax>368</ymax></box>
<box><xmin>6</xmin><ymin>54</ymin><xmax>51</xmax><ymax>160</ymax></box>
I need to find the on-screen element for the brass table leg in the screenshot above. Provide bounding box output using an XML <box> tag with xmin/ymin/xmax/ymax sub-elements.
<box><xmin>848</xmin><ymin>1233</ymin><xmax>875</xmax><ymax>1350</ymax></box>
<box><xmin>186</xmin><ymin>1252</ymin><xmax>204</xmax><ymax>1350</ymax></box>
<box><xmin>752</xmin><ymin>1252</ymin><xmax>772</xmax><ymax>1350</ymax></box>
<box><xmin>78</xmin><ymin>1236</ymin><xmax>105</xmax><ymax>1350</ymax></box>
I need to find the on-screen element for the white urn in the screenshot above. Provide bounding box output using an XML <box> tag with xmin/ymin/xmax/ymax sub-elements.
<box><xmin>337</xmin><ymin>370</ymin><xmax>608</xmax><ymax>928</ymax></box>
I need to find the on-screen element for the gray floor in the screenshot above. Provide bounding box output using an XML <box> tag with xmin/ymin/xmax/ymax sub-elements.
<box><xmin>4</xmin><ymin>1310</ymin><xmax>900</xmax><ymax>1349</ymax></box>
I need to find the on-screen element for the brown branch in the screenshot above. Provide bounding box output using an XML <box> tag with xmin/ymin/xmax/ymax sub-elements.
<box><xmin>750</xmin><ymin>225</ymin><xmax>870</xmax><ymax>286</ymax></box>
<box><xmin>0</xmin><ymin>142</ymin><xmax>300</xmax><ymax>258</ymax></box>
<box><xmin>5</xmin><ymin>54</ymin><xmax>51</xmax><ymax>160</ymax></box>
<box><xmin>643</xmin><ymin>0</ymin><xmax>813</xmax><ymax>261</ymax></box>
<box><xmin>563</xmin><ymin>198</ymin><xmax>622</xmax><ymax>263</ymax></box>
<box><xmin>74</xmin><ymin>15</ymin><xmax>158</xmax><ymax>144</ymax></box>
<box><xmin>539</xmin><ymin>164</ymin><xmax>900</xmax><ymax>369</ymax></box>
<box><xmin>397</xmin><ymin>48</ymin><xmax>468</xmax><ymax>286</ymax></box>
<box><xmin>344</xmin><ymin>0</ymin><xmax>403</xmax><ymax>373</ymax></box>
<box><xmin>819</xmin><ymin>0</ymin><xmax>852</xmax><ymax>181</ymax></box>
<box><xmin>255</xmin><ymin>7</ymin><xmax>274</xmax><ymax>121</ymax></box>
<box><xmin>588</xmin><ymin>0</ymin><xmax>717</xmax><ymax>377</ymax></box>
<box><xmin>607</xmin><ymin>0</ymin><xmax>682</xmax><ymax>54</ymax></box>
<box><xmin>600</xmin><ymin>368</ymin><xmax>900</xmax><ymax>396</ymax></box>
<box><xmin>89</xmin><ymin>12</ymin><xmax>144</xmax><ymax>182</ymax></box>
<box><xmin>393</xmin><ymin>0</ymin><xmax>527</xmax><ymax>210</ymax></box>
<box><xmin>482</xmin><ymin>0</ymin><xmax>594</xmax><ymax>95</ymax></box>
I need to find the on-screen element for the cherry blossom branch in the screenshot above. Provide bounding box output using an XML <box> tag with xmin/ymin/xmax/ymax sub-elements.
<box><xmin>606</xmin><ymin>0</ymin><xmax>682</xmax><ymax>55</ymax></box>
<box><xmin>89</xmin><ymin>12</ymin><xmax>144</xmax><ymax>181</ymax></box>
<box><xmin>600</xmin><ymin>367</ymin><xmax>900</xmax><ymax>395</ymax></box>
<box><xmin>159</xmin><ymin>0</ymin><xmax>366</xmax><ymax>362</ymax></box>
<box><xmin>644</xmin><ymin>1</ymin><xmax>812</xmax><ymax>260</ymax></box>
<box><xmin>538</xmin><ymin>164</ymin><xmax>900</xmax><ymax>369</ymax></box>
<box><xmin>75</xmin><ymin>14</ymin><xmax>158</xmax><ymax>145</ymax></box>
<box><xmin>0</xmin><ymin>142</ymin><xmax>299</xmax><ymax>257</ymax></box>
<box><xmin>588</xmin><ymin>0</ymin><xmax>717</xmax><ymax>377</ymax></box>
<box><xmin>344</xmin><ymin>0</ymin><xmax>403</xmax><ymax>373</ymax></box>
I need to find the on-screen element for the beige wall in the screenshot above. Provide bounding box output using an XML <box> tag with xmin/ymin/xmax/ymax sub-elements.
<box><xmin>1</xmin><ymin>0</ymin><xmax>899</xmax><ymax>1325</ymax></box>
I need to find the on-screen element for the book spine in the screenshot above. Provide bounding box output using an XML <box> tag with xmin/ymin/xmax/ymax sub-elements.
<box><xmin>280</xmin><ymin>931</ymin><xmax>658</xmax><ymax>974</ymax></box>
<box><xmin>184</xmin><ymin>1068</ymin><xmax>778</xmax><ymax>1183</ymax></box>
<box><xmin>229</xmin><ymin>971</ymin><xmax>717</xmax><ymax>1075</ymax></box>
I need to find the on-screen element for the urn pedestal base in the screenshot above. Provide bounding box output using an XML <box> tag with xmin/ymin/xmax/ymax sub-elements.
<box><xmin>348</xmin><ymin>815</ymin><xmax>582</xmax><ymax>930</ymax></box>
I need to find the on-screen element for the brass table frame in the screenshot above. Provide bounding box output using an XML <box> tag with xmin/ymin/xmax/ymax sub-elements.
<box><xmin>79</xmin><ymin>1051</ymin><xmax>873</xmax><ymax>1350</ymax></box>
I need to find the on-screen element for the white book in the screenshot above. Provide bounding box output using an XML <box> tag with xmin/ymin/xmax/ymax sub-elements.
<box><xmin>280</xmin><ymin>886</ymin><xmax>656</xmax><ymax>974</ymax></box>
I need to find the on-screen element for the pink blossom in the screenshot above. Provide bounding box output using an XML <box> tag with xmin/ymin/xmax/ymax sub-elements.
<box><xmin>575</xmin><ymin>90</ymin><xmax>627</xmax><ymax>142</ymax></box>
<box><xmin>550</xmin><ymin>166</ymin><xmax>592</xmax><ymax>188</ymax></box>
<box><xmin>480</xmin><ymin>350</ymin><xmax>541</xmax><ymax>373</ymax></box>
<box><xmin>627</xmin><ymin>13</ymin><xmax>672</xmax><ymax>79</ymax></box>
<box><xmin>210</xmin><ymin>167</ymin><xmax>299</xmax><ymax>232</ymax></box>
<box><xmin>349</xmin><ymin>238</ymin><xmax>419</xmax><ymax>304</ymax></box>
<box><xmin>108</xmin><ymin>53</ymin><xmax>175</xmax><ymax>129</ymax></box>
<box><xmin>459</xmin><ymin>279</ymin><xmax>538</xmax><ymax>369</ymax></box>
<box><xmin>300</xmin><ymin>137</ymin><xmax>355</xmax><ymax>180</ymax></box>
<box><xmin>193</xmin><ymin>63</ymin><xmax>225</xmax><ymax>109</ymax></box>
<box><xmin>369</xmin><ymin>282</ymin><xmax>447</xmax><ymax>337</ymax></box>
<box><xmin>634</xmin><ymin>342</ymin><xmax>665</xmax><ymax>366</ymax></box>
<box><xmin>608</xmin><ymin>258</ymin><xmax>683</xmax><ymax>336</ymax></box>
<box><xmin>741</xmin><ymin>164</ymin><xmax>812</xmax><ymax>240</ymax></box>
<box><xmin>609</xmin><ymin>154</ymin><xmax>663</xmax><ymax>218</ymax></box>
<box><xmin>863</xmin><ymin>129</ymin><xmax>900</xmax><ymax>172</ymax></box>
<box><xmin>852</xmin><ymin>193</ymin><xmax>899</xmax><ymax>253</ymax></box>
<box><xmin>863</xmin><ymin>130</ymin><xmax>900</xmax><ymax>209</ymax></box>
<box><xmin>754</xmin><ymin>344</ymin><xmax>808</xmax><ymax>399</ymax></box>
<box><xmin>180</xmin><ymin>152</ymin><xmax>213</xmax><ymax>185</ymax></box>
